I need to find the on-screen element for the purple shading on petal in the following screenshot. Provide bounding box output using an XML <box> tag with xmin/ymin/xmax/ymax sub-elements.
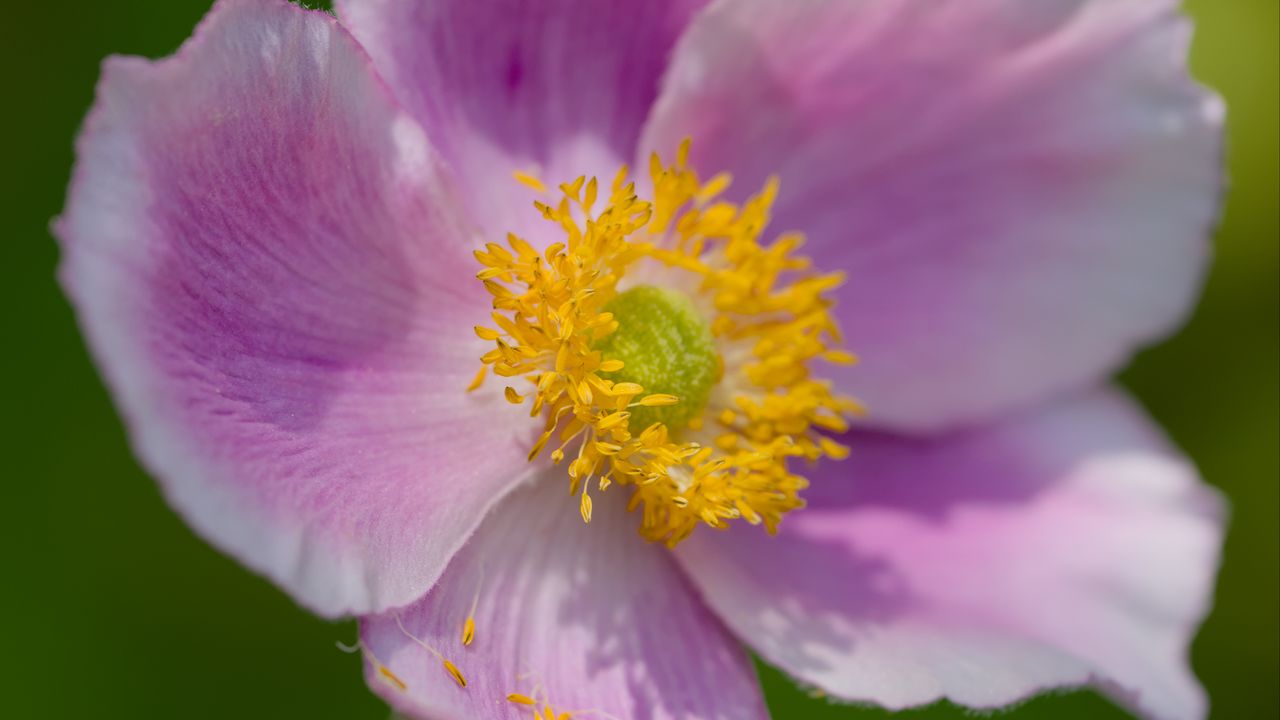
<box><xmin>337</xmin><ymin>0</ymin><xmax>712</xmax><ymax>246</ymax></box>
<box><xmin>677</xmin><ymin>390</ymin><xmax>1224</xmax><ymax>720</ymax></box>
<box><xmin>362</xmin><ymin>472</ymin><xmax>767</xmax><ymax>720</ymax></box>
<box><xmin>56</xmin><ymin>0</ymin><xmax>535</xmax><ymax>617</ymax></box>
<box><xmin>642</xmin><ymin>0</ymin><xmax>1224</xmax><ymax>431</ymax></box>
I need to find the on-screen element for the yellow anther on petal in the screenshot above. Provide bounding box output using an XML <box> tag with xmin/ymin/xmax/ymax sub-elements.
<box><xmin>528</xmin><ymin>431</ymin><xmax>553</xmax><ymax>462</ymax></box>
<box><xmin>474</xmin><ymin>141</ymin><xmax>859</xmax><ymax>544</ymax></box>
<box><xmin>822</xmin><ymin>350</ymin><xmax>859</xmax><ymax>365</ymax></box>
<box><xmin>461</xmin><ymin>616</ymin><xmax>476</xmax><ymax>646</ymax></box>
<box><xmin>392</xmin><ymin>614</ymin><xmax>468</xmax><ymax>691</ymax></box>
<box><xmin>443</xmin><ymin>659</ymin><xmax>467</xmax><ymax>688</ymax></box>
<box><xmin>466</xmin><ymin>366</ymin><xmax>487</xmax><ymax>393</ymax></box>
<box><xmin>343</xmin><ymin>641</ymin><xmax>408</xmax><ymax>693</ymax></box>
<box><xmin>513</xmin><ymin>170</ymin><xmax>547</xmax><ymax>193</ymax></box>
<box><xmin>461</xmin><ymin>567</ymin><xmax>483</xmax><ymax>648</ymax></box>
<box><xmin>505</xmin><ymin>678</ymin><xmax>619</xmax><ymax>720</ymax></box>
<box><xmin>378</xmin><ymin>666</ymin><xmax>407</xmax><ymax>692</ymax></box>
<box><xmin>819</xmin><ymin>437</ymin><xmax>852</xmax><ymax>460</ymax></box>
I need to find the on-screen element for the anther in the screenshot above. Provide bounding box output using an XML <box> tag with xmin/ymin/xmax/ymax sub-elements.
<box><xmin>338</xmin><ymin>641</ymin><xmax>409</xmax><ymax>693</ymax></box>
<box><xmin>393</xmin><ymin>614</ymin><xmax>467</xmax><ymax>690</ymax></box>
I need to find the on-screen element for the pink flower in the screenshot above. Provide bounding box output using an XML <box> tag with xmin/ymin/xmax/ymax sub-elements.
<box><xmin>55</xmin><ymin>0</ymin><xmax>1225</xmax><ymax>718</ymax></box>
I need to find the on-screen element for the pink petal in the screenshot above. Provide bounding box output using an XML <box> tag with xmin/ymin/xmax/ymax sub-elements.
<box><xmin>641</xmin><ymin>0</ymin><xmax>1224</xmax><ymax>431</ymax></box>
<box><xmin>335</xmin><ymin>0</ymin><xmax>711</xmax><ymax>245</ymax></box>
<box><xmin>360</xmin><ymin>473</ymin><xmax>767</xmax><ymax>720</ymax></box>
<box><xmin>55</xmin><ymin>0</ymin><xmax>534</xmax><ymax>617</ymax></box>
<box><xmin>674</xmin><ymin>390</ymin><xmax>1224</xmax><ymax>720</ymax></box>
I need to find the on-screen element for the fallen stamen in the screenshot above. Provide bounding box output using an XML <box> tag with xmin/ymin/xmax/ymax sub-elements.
<box><xmin>461</xmin><ymin>565</ymin><xmax>484</xmax><ymax>648</ymax></box>
<box><xmin>337</xmin><ymin>640</ymin><xmax>408</xmax><ymax>693</ymax></box>
<box><xmin>393</xmin><ymin>614</ymin><xmax>467</xmax><ymax>689</ymax></box>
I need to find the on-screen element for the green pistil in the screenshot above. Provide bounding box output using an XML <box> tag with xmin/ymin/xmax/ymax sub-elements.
<box><xmin>596</xmin><ymin>285</ymin><xmax>718</xmax><ymax>433</ymax></box>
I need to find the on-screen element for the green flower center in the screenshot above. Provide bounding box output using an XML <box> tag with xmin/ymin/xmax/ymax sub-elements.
<box><xmin>596</xmin><ymin>285</ymin><xmax>718</xmax><ymax>433</ymax></box>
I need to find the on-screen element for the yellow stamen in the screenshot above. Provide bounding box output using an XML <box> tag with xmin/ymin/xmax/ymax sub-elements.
<box><xmin>442</xmin><ymin>659</ymin><xmax>467</xmax><ymax>688</ymax></box>
<box><xmin>466</xmin><ymin>366</ymin><xmax>487</xmax><ymax>392</ymax></box>
<box><xmin>339</xmin><ymin>641</ymin><xmax>409</xmax><ymax>693</ymax></box>
<box><xmin>513</xmin><ymin>170</ymin><xmax>547</xmax><ymax>193</ymax></box>
<box><xmin>393</xmin><ymin>614</ymin><xmax>467</xmax><ymax>690</ymax></box>
<box><xmin>474</xmin><ymin>141</ymin><xmax>859</xmax><ymax>544</ymax></box>
<box><xmin>461</xmin><ymin>567</ymin><xmax>482</xmax><ymax>647</ymax></box>
<box><xmin>378</xmin><ymin>666</ymin><xmax>407</xmax><ymax>692</ymax></box>
<box><xmin>505</xmin><ymin>676</ymin><xmax>621</xmax><ymax>720</ymax></box>
<box><xmin>461</xmin><ymin>616</ymin><xmax>476</xmax><ymax>647</ymax></box>
<box><xmin>636</xmin><ymin>394</ymin><xmax>679</xmax><ymax>407</ymax></box>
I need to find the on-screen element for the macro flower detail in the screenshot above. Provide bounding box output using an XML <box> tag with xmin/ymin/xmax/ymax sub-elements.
<box><xmin>56</xmin><ymin>1</ymin><xmax>1226</xmax><ymax>719</ymax></box>
<box><xmin>473</xmin><ymin>146</ymin><xmax>859</xmax><ymax>545</ymax></box>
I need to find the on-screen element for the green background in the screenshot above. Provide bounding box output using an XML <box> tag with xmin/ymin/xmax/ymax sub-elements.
<box><xmin>4</xmin><ymin>1</ymin><xmax>1275</xmax><ymax>718</ymax></box>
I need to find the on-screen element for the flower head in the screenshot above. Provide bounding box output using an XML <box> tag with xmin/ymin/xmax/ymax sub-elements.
<box><xmin>57</xmin><ymin>0</ymin><xmax>1226</xmax><ymax>719</ymax></box>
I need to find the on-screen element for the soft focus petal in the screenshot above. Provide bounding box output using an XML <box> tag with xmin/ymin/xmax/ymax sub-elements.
<box><xmin>642</xmin><ymin>0</ymin><xmax>1224</xmax><ymax>430</ymax></box>
<box><xmin>55</xmin><ymin>0</ymin><xmax>533</xmax><ymax>617</ymax></box>
<box><xmin>675</xmin><ymin>391</ymin><xmax>1225</xmax><ymax>720</ymax></box>
<box><xmin>335</xmin><ymin>0</ymin><xmax>710</xmax><ymax>244</ymax></box>
<box><xmin>361</xmin><ymin>474</ymin><xmax>766</xmax><ymax>720</ymax></box>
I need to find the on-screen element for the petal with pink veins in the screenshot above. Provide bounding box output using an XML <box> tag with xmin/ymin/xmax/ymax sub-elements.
<box><xmin>675</xmin><ymin>390</ymin><xmax>1225</xmax><ymax>720</ymax></box>
<box><xmin>335</xmin><ymin>0</ymin><xmax>711</xmax><ymax>245</ymax></box>
<box><xmin>361</xmin><ymin>473</ymin><xmax>767</xmax><ymax>720</ymax></box>
<box><xmin>55</xmin><ymin>0</ymin><xmax>533</xmax><ymax>618</ymax></box>
<box><xmin>641</xmin><ymin>0</ymin><xmax>1224</xmax><ymax>431</ymax></box>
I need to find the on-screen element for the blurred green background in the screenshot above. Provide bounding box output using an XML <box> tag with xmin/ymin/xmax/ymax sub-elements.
<box><xmin>3</xmin><ymin>0</ymin><xmax>1275</xmax><ymax>718</ymax></box>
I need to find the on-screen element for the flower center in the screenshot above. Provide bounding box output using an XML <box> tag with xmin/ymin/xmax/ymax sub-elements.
<box><xmin>470</xmin><ymin>140</ymin><xmax>863</xmax><ymax>546</ymax></box>
<box><xmin>595</xmin><ymin>286</ymin><xmax>717</xmax><ymax>433</ymax></box>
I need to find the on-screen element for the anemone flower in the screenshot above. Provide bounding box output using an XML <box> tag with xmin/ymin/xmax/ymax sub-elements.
<box><xmin>56</xmin><ymin>0</ymin><xmax>1226</xmax><ymax>718</ymax></box>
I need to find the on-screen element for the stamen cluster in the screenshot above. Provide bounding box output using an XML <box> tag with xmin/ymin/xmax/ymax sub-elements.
<box><xmin>473</xmin><ymin>141</ymin><xmax>861</xmax><ymax>545</ymax></box>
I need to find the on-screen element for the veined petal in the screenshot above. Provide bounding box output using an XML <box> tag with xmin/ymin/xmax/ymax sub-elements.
<box><xmin>360</xmin><ymin>473</ymin><xmax>766</xmax><ymax>720</ymax></box>
<box><xmin>335</xmin><ymin>0</ymin><xmax>711</xmax><ymax>245</ymax></box>
<box><xmin>641</xmin><ymin>0</ymin><xmax>1224</xmax><ymax>431</ymax></box>
<box><xmin>55</xmin><ymin>0</ymin><xmax>532</xmax><ymax>617</ymax></box>
<box><xmin>675</xmin><ymin>391</ymin><xmax>1225</xmax><ymax>720</ymax></box>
